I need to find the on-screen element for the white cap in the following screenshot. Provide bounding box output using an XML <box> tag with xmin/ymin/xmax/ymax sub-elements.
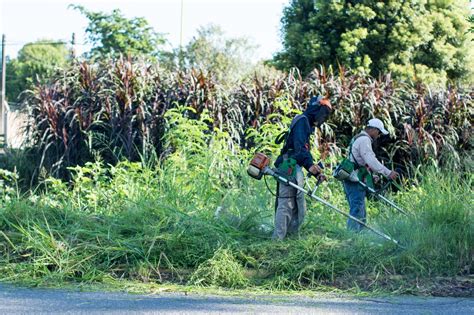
<box><xmin>367</xmin><ymin>118</ymin><xmax>389</xmax><ymax>135</ymax></box>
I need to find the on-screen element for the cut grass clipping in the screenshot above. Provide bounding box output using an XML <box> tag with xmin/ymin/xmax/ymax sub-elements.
<box><xmin>190</xmin><ymin>248</ymin><xmax>249</xmax><ymax>288</ymax></box>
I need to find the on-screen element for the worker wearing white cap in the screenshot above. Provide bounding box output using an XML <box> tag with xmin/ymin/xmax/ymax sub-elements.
<box><xmin>344</xmin><ymin>118</ymin><xmax>399</xmax><ymax>231</ymax></box>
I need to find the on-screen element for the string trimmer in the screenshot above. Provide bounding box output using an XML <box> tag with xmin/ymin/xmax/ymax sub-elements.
<box><xmin>357</xmin><ymin>177</ymin><xmax>409</xmax><ymax>216</ymax></box>
<box><xmin>247</xmin><ymin>153</ymin><xmax>402</xmax><ymax>247</ymax></box>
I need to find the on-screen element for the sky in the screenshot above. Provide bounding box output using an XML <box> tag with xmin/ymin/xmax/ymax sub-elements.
<box><xmin>0</xmin><ymin>0</ymin><xmax>290</xmax><ymax>61</ymax></box>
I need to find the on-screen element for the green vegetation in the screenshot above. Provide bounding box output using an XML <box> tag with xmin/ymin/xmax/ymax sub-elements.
<box><xmin>16</xmin><ymin>57</ymin><xmax>471</xmax><ymax>184</ymax></box>
<box><xmin>6</xmin><ymin>40</ymin><xmax>69</xmax><ymax>102</ymax></box>
<box><xmin>178</xmin><ymin>24</ymin><xmax>258</xmax><ymax>84</ymax></box>
<box><xmin>71</xmin><ymin>5</ymin><xmax>166</xmax><ymax>59</ymax></box>
<box><xmin>0</xmin><ymin>96</ymin><xmax>473</xmax><ymax>295</ymax></box>
<box><xmin>1</xmin><ymin>2</ymin><xmax>472</xmax><ymax>298</ymax></box>
<box><xmin>190</xmin><ymin>248</ymin><xmax>249</xmax><ymax>288</ymax></box>
<box><xmin>274</xmin><ymin>0</ymin><xmax>474</xmax><ymax>86</ymax></box>
<box><xmin>0</xmin><ymin>142</ymin><xmax>472</xmax><ymax>294</ymax></box>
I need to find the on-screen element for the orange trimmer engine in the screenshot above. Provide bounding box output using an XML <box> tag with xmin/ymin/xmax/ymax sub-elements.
<box><xmin>247</xmin><ymin>153</ymin><xmax>271</xmax><ymax>180</ymax></box>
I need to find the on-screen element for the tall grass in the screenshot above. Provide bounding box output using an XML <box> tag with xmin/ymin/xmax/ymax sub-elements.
<box><xmin>0</xmin><ymin>156</ymin><xmax>471</xmax><ymax>293</ymax></box>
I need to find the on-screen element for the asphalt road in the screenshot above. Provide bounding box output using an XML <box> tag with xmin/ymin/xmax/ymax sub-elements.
<box><xmin>0</xmin><ymin>284</ymin><xmax>473</xmax><ymax>314</ymax></box>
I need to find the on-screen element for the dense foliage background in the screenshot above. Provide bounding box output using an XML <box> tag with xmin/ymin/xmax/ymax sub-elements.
<box><xmin>273</xmin><ymin>0</ymin><xmax>474</xmax><ymax>87</ymax></box>
<box><xmin>10</xmin><ymin>58</ymin><xmax>471</xmax><ymax>182</ymax></box>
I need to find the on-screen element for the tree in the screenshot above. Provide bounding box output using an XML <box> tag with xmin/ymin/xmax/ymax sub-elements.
<box><xmin>6</xmin><ymin>40</ymin><xmax>69</xmax><ymax>103</ymax></box>
<box><xmin>72</xmin><ymin>5</ymin><xmax>166</xmax><ymax>59</ymax></box>
<box><xmin>274</xmin><ymin>0</ymin><xmax>473</xmax><ymax>86</ymax></box>
<box><xmin>180</xmin><ymin>24</ymin><xmax>257</xmax><ymax>84</ymax></box>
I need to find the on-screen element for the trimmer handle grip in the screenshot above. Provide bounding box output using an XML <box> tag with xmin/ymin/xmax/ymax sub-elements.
<box><xmin>309</xmin><ymin>162</ymin><xmax>326</xmax><ymax>184</ymax></box>
<box><xmin>308</xmin><ymin>161</ymin><xmax>325</xmax><ymax>176</ymax></box>
<box><xmin>316</xmin><ymin>174</ymin><xmax>327</xmax><ymax>184</ymax></box>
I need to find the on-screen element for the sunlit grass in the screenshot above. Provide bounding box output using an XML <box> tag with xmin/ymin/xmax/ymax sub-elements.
<box><xmin>0</xmin><ymin>158</ymin><xmax>471</xmax><ymax>295</ymax></box>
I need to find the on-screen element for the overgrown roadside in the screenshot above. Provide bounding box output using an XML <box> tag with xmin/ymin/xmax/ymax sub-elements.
<box><xmin>1</xmin><ymin>161</ymin><xmax>472</xmax><ymax>297</ymax></box>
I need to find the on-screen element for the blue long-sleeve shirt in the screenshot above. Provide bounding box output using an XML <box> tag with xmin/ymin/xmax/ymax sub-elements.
<box><xmin>276</xmin><ymin>114</ymin><xmax>314</xmax><ymax>171</ymax></box>
<box><xmin>275</xmin><ymin>100</ymin><xmax>330</xmax><ymax>172</ymax></box>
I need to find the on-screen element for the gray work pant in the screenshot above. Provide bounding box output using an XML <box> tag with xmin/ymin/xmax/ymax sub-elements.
<box><xmin>272</xmin><ymin>166</ymin><xmax>306</xmax><ymax>240</ymax></box>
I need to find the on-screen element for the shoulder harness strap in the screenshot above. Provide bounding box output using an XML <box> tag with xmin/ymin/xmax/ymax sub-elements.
<box><xmin>348</xmin><ymin>133</ymin><xmax>371</xmax><ymax>167</ymax></box>
<box><xmin>275</xmin><ymin>114</ymin><xmax>310</xmax><ymax>146</ymax></box>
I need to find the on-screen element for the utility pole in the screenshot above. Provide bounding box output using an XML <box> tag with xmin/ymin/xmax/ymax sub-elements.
<box><xmin>71</xmin><ymin>32</ymin><xmax>76</xmax><ymax>59</ymax></box>
<box><xmin>180</xmin><ymin>0</ymin><xmax>184</xmax><ymax>49</ymax></box>
<box><xmin>0</xmin><ymin>34</ymin><xmax>6</xmax><ymax>145</ymax></box>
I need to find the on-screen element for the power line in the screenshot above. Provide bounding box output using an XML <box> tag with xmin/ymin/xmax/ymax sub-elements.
<box><xmin>3</xmin><ymin>42</ymin><xmax>89</xmax><ymax>46</ymax></box>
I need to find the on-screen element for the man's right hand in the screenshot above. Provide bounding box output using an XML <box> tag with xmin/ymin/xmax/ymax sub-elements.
<box><xmin>309</xmin><ymin>164</ymin><xmax>322</xmax><ymax>175</ymax></box>
<box><xmin>388</xmin><ymin>170</ymin><xmax>399</xmax><ymax>180</ymax></box>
